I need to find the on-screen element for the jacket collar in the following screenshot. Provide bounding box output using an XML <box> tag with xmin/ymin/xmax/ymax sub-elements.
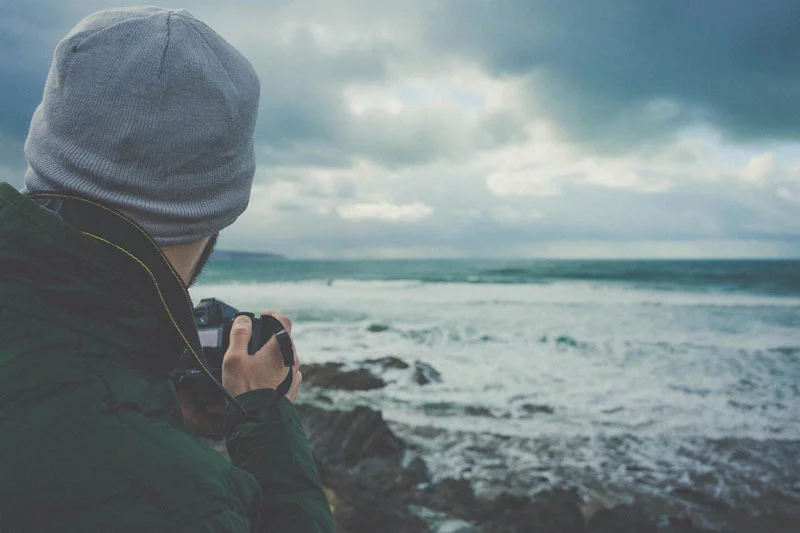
<box><xmin>0</xmin><ymin>183</ymin><xmax>191</xmax><ymax>373</ymax></box>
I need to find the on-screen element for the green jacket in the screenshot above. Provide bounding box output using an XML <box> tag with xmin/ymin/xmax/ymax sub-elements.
<box><xmin>0</xmin><ymin>183</ymin><xmax>334</xmax><ymax>532</ymax></box>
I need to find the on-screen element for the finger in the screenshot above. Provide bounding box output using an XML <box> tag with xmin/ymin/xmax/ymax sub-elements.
<box><xmin>288</xmin><ymin>369</ymin><xmax>301</xmax><ymax>402</ymax></box>
<box><xmin>261</xmin><ymin>311</ymin><xmax>292</xmax><ymax>334</ymax></box>
<box><xmin>228</xmin><ymin>315</ymin><xmax>252</xmax><ymax>353</ymax></box>
<box><xmin>287</xmin><ymin>377</ymin><xmax>300</xmax><ymax>402</ymax></box>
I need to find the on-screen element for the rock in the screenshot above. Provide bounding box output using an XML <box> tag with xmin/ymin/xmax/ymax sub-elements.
<box><xmin>405</xmin><ymin>456</ymin><xmax>431</xmax><ymax>486</ymax></box>
<box><xmin>413</xmin><ymin>361</ymin><xmax>443</xmax><ymax>385</ymax></box>
<box><xmin>298</xmin><ymin>404</ymin><xmax>405</xmax><ymax>467</ymax></box>
<box><xmin>326</xmin><ymin>479</ymin><xmax>432</xmax><ymax>533</ymax></box>
<box><xmin>301</xmin><ymin>362</ymin><xmax>386</xmax><ymax>390</ymax></box>
<box><xmin>670</xmin><ymin>487</ymin><xmax>729</xmax><ymax>510</ymax></box>
<box><xmin>465</xmin><ymin>406</ymin><xmax>494</xmax><ymax>417</ymax></box>
<box><xmin>520</xmin><ymin>403</ymin><xmax>554</xmax><ymax>415</ymax></box>
<box><xmin>411</xmin><ymin>506</ymin><xmax>480</xmax><ymax>533</ymax></box>
<box><xmin>422</xmin><ymin>478</ymin><xmax>480</xmax><ymax>520</ymax></box>
<box><xmin>362</xmin><ymin>356</ymin><xmax>410</xmax><ymax>370</ymax></box>
<box><xmin>476</xmin><ymin>489</ymin><xmax>586</xmax><ymax>533</ymax></box>
<box><xmin>662</xmin><ymin>516</ymin><xmax>715</xmax><ymax>533</ymax></box>
<box><xmin>555</xmin><ymin>335</ymin><xmax>580</xmax><ymax>348</ymax></box>
<box><xmin>293</xmin><ymin>400</ymin><xmax>746</xmax><ymax>533</ymax></box>
<box><xmin>297</xmin><ymin>404</ymin><xmax>433</xmax><ymax>532</ymax></box>
<box><xmin>367</xmin><ymin>323</ymin><xmax>391</xmax><ymax>333</ymax></box>
<box><xmin>587</xmin><ymin>505</ymin><xmax>658</xmax><ymax>533</ymax></box>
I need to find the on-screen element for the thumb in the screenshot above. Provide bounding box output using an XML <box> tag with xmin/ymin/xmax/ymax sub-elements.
<box><xmin>228</xmin><ymin>315</ymin><xmax>252</xmax><ymax>353</ymax></box>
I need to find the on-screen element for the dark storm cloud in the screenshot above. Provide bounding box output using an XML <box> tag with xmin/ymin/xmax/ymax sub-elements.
<box><xmin>0</xmin><ymin>1</ymin><xmax>530</xmax><ymax>174</ymax></box>
<box><xmin>2</xmin><ymin>0</ymin><xmax>798</xmax><ymax>258</ymax></box>
<box><xmin>427</xmin><ymin>0</ymin><xmax>800</xmax><ymax>147</ymax></box>
<box><xmin>250</xmin><ymin>25</ymin><xmax>527</xmax><ymax>169</ymax></box>
<box><xmin>0</xmin><ymin>3</ymin><xmax>73</xmax><ymax>143</ymax></box>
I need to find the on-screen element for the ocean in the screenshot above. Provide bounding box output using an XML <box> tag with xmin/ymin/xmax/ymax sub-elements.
<box><xmin>190</xmin><ymin>259</ymin><xmax>800</xmax><ymax>525</ymax></box>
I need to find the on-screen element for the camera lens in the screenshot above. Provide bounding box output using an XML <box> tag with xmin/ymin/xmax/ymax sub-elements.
<box><xmin>195</xmin><ymin>310</ymin><xmax>207</xmax><ymax>326</ymax></box>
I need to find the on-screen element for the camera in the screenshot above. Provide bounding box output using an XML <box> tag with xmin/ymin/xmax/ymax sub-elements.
<box><xmin>193</xmin><ymin>298</ymin><xmax>240</xmax><ymax>382</ymax></box>
<box><xmin>179</xmin><ymin>298</ymin><xmax>295</xmax><ymax>399</ymax></box>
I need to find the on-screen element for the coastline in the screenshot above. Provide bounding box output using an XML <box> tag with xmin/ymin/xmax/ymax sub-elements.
<box><xmin>210</xmin><ymin>356</ymin><xmax>800</xmax><ymax>533</ymax></box>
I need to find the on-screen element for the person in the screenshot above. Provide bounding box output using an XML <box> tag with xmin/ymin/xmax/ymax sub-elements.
<box><xmin>0</xmin><ymin>6</ymin><xmax>335</xmax><ymax>532</ymax></box>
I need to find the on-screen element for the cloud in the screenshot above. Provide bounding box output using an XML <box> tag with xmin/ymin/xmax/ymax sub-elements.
<box><xmin>1</xmin><ymin>0</ymin><xmax>799</xmax><ymax>258</ymax></box>
<box><xmin>426</xmin><ymin>0</ymin><xmax>800</xmax><ymax>148</ymax></box>
<box><xmin>740</xmin><ymin>153</ymin><xmax>775</xmax><ymax>185</ymax></box>
<box><xmin>486</xmin><ymin>169</ymin><xmax>563</xmax><ymax>197</ymax></box>
<box><xmin>337</xmin><ymin>202</ymin><xmax>433</xmax><ymax>222</ymax></box>
<box><xmin>776</xmin><ymin>185</ymin><xmax>800</xmax><ymax>204</ymax></box>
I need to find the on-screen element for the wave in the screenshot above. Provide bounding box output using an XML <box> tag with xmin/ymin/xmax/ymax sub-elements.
<box><xmin>199</xmin><ymin>259</ymin><xmax>800</xmax><ymax>297</ymax></box>
<box><xmin>191</xmin><ymin>279</ymin><xmax>800</xmax><ymax>309</ymax></box>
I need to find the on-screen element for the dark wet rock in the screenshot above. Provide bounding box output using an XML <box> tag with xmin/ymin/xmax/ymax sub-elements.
<box><xmin>325</xmin><ymin>472</ymin><xmax>431</xmax><ymax>533</ymax></box>
<box><xmin>476</xmin><ymin>488</ymin><xmax>586</xmax><ymax>533</ymax></box>
<box><xmin>661</xmin><ymin>515</ymin><xmax>715</xmax><ymax>533</ymax></box>
<box><xmin>587</xmin><ymin>504</ymin><xmax>657</xmax><ymax>533</ymax></box>
<box><xmin>367</xmin><ymin>323</ymin><xmax>391</xmax><ymax>333</ymax></box>
<box><xmin>405</xmin><ymin>456</ymin><xmax>431</xmax><ymax>486</ymax></box>
<box><xmin>768</xmin><ymin>346</ymin><xmax>800</xmax><ymax>356</ymax></box>
<box><xmin>465</xmin><ymin>406</ymin><xmax>494</xmax><ymax>417</ymax></box>
<box><xmin>671</xmin><ymin>487</ymin><xmax>730</xmax><ymax>510</ymax></box>
<box><xmin>301</xmin><ymin>362</ymin><xmax>386</xmax><ymax>390</ymax></box>
<box><xmin>289</xmin><ymin>402</ymin><xmax>798</xmax><ymax>533</ymax></box>
<box><xmin>520</xmin><ymin>403</ymin><xmax>555</xmax><ymax>415</ymax></box>
<box><xmin>302</xmin><ymin>357</ymin><xmax>441</xmax><ymax>389</ymax></box>
<box><xmin>727</xmin><ymin>399</ymin><xmax>757</xmax><ymax>411</ymax></box>
<box><xmin>413</xmin><ymin>360</ymin><xmax>443</xmax><ymax>385</ymax></box>
<box><xmin>298</xmin><ymin>404</ymin><xmax>404</xmax><ymax>466</ymax></box>
<box><xmin>555</xmin><ymin>335</ymin><xmax>581</xmax><ymax>348</ymax></box>
<box><xmin>362</xmin><ymin>356</ymin><xmax>410</xmax><ymax>369</ymax></box>
<box><xmin>421</xmin><ymin>478</ymin><xmax>480</xmax><ymax>520</ymax></box>
<box><xmin>298</xmin><ymin>403</ymin><xmax>432</xmax><ymax>532</ymax></box>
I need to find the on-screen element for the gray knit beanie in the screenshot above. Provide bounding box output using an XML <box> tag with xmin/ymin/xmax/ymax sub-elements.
<box><xmin>23</xmin><ymin>6</ymin><xmax>261</xmax><ymax>245</ymax></box>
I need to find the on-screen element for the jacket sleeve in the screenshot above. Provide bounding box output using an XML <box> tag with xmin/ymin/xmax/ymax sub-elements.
<box><xmin>225</xmin><ymin>389</ymin><xmax>335</xmax><ymax>533</ymax></box>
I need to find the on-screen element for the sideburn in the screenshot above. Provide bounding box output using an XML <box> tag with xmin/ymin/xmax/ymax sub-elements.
<box><xmin>188</xmin><ymin>233</ymin><xmax>219</xmax><ymax>287</ymax></box>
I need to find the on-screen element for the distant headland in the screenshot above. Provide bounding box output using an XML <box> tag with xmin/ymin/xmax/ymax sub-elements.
<box><xmin>210</xmin><ymin>250</ymin><xmax>286</xmax><ymax>261</ymax></box>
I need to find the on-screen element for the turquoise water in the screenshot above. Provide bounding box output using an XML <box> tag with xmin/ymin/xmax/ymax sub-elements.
<box><xmin>198</xmin><ymin>258</ymin><xmax>800</xmax><ymax>296</ymax></box>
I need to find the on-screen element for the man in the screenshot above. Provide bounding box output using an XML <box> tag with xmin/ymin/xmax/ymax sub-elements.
<box><xmin>0</xmin><ymin>6</ymin><xmax>334</xmax><ymax>532</ymax></box>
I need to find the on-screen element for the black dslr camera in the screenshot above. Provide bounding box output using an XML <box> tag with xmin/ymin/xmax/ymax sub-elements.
<box><xmin>182</xmin><ymin>298</ymin><xmax>294</xmax><ymax>396</ymax></box>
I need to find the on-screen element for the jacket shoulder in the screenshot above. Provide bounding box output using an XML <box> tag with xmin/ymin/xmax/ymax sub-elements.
<box><xmin>0</xmin><ymin>311</ymin><xmax>261</xmax><ymax>532</ymax></box>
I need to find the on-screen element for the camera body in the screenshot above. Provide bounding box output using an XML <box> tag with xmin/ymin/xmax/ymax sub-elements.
<box><xmin>177</xmin><ymin>297</ymin><xmax>294</xmax><ymax>404</ymax></box>
<box><xmin>193</xmin><ymin>297</ymin><xmax>275</xmax><ymax>382</ymax></box>
<box><xmin>193</xmin><ymin>298</ymin><xmax>239</xmax><ymax>382</ymax></box>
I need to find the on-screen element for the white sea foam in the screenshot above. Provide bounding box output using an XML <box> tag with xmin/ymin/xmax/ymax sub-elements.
<box><xmin>190</xmin><ymin>279</ymin><xmax>800</xmax><ymax>442</ymax></box>
<box><xmin>191</xmin><ymin>271</ymin><xmax>800</xmax><ymax>519</ymax></box>
<box><xmin>194</xmin><ymin>278</ymin><xmax>800</xmax><ymax>308</ymax></box>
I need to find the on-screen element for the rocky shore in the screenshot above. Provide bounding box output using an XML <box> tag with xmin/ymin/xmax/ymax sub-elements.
<box><xmin>211</xmin><ymin>354</ymin><xmax>799</xmax><ymax>532</ymax></box>
<box><xmin>291</xmin><ymin>357</ymin><xmax>800</xmax><ymax>533</ymax></box>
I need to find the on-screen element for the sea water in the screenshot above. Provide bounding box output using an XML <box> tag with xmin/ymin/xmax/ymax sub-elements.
<box><xmin>190</xmin><ymin>259</ymin><xmax>800</xmax><ymax>518</ymax></box>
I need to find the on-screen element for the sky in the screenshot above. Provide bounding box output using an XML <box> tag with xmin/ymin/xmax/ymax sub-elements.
<box><xmin>1</xmin><ymin>0</ymin><xmax>799</xmax><ymax>259</ymax></box>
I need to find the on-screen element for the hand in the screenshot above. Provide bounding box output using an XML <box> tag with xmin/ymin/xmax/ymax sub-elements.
<box><xmin>177</xmin><ymin>385</ymin><xmax>227</xmax><ymax>440</ymax></box>
<box><xmin>222</xmin><ymin>311</ymin><xmax>302</xmax><ymax>402</ymax></box>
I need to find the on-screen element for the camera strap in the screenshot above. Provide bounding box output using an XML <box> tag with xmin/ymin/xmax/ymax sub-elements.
<box><xmin>248</xmin><ymin>313</ymin><xmax>294</xmax><ymax>397</ymax></box>
<box><xmin>27</xmin><ymin>192</ymin><xmax>250</xmax><ymax>417</ymax></box>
